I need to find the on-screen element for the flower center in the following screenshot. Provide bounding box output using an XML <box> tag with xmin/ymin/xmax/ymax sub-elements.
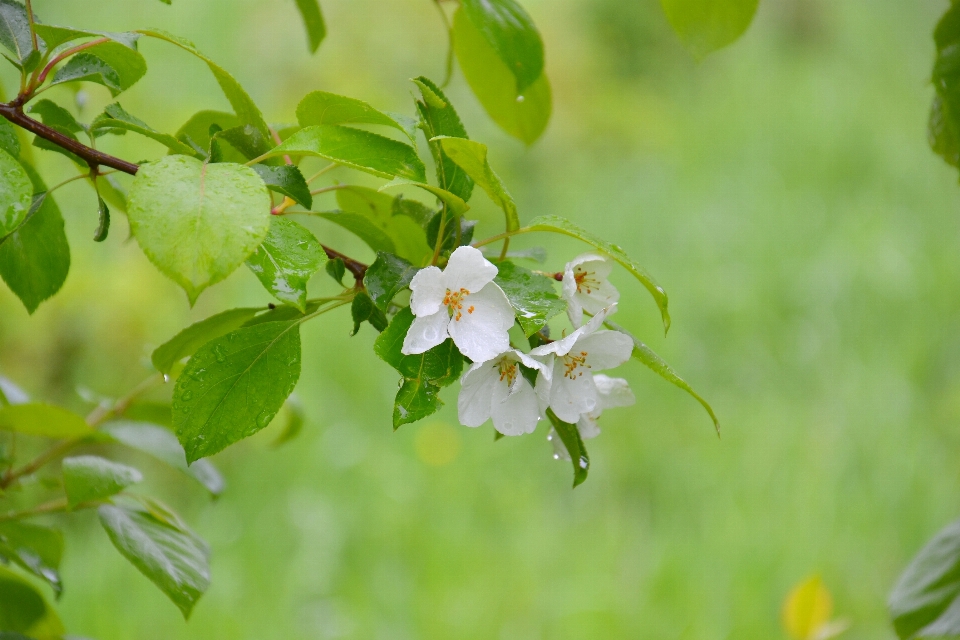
<box><xmin>562</xmin><ymin>351</ymin><xmax>591</xmax><ymax>379</ymax></box>
<box><xmin>497</xmin><ymin>357</ymin><xmax>518</xmax><ymax>385</ymax></box>
<box><xmin>574</xmin><ymin>268</ymin><xmax>600</xmax><ymax>294</ymax></box>
<box><xmin>443</xmin><ymin>288</ymin><xmax>472</xmax><ymax>321</ymax></box>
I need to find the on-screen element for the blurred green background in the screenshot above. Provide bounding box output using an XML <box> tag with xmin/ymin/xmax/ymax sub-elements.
<box><xmin>0</xmin><ymin>0</ymin><xmax>956</xmax><ymax>637</ymax></box>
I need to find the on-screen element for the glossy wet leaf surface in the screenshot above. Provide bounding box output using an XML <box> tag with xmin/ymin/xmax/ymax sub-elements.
<box><xmin>245</xmin><ymin>217</ymin><xmax>326</xmax><ymax>311</ymax></box>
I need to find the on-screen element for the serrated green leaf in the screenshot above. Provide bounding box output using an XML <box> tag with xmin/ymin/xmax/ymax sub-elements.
<box><xmin>151</xmin><ymin>307</ymin><xmax>264</xmax><ymax>375</ymax></box>
<box><xmin>435</xmin><ymin>136</ymin><xmax>518</xmax><ymax>232</ymax></box>
<box><xmin>0</xmin><ymin>403</ymin><xmax>91</xmax><ymax>438</ymax></box>
<box><xmin>0</xmin><ymin>522</ymin><xmax>63</xmax><ymax>596</ymax></box>
<box><xmin>350</xmin><ymin>291</ymin><xmax>387</xmax><ymax>334</ymax></box>
<box><xmin>211</xmin><ymin>125</ymin><xmax>277</xmax><ymax>164</ymax></box>
<box><xmin>174</xmin><ymin>110</ymin><xmax>243</xmax><ymax>161</ymax></box>
<box><xmin>251</xmin><ymin>164</ymin><xmax>311</xmax><ymax>208</ymax></box>
<box><xmin>62</xmin><ymin>455</ymin><xmax>142</xmax><ymax>508</ymax></box>
<box><xmin>32</xmin><ymin>24</ymin><xmax>140</xmax><ymax>50</ymax></box>
<box><xmin>50</xmin><ymin>41</ymin><xmax>147</xmax><ymax>97</ymax></box>
<box><xmin>91</xmin><ymin>102</ymin><xmax>199</xmax><ymax>156</ymax></box>
<box><xmin>607</xmin><ymin>319</ymin><xmax>718</xmax><ymax>434</ymax></box>
<box><xmin>335</xmin><ymin>185</ymin><xmax>432</xmax><ymax>264</ymax></box>
<box><xmin>263</xmin><ymin>125</ymin><xmax>426</xmax><ymax>182</ymax></box>
<box><xmin>413</xmin><ymin>76</ymin><xmax>474</xmax><ymax>203</ymax></box>
<box><xmin>524</xmin><ymin>215</ymin><xmax>670</xmax><ymax>332</ymax></box>
<box><xmin>0</xmin><ymin>148</ymin><xmax>32</xmax><ymax>238</ymax></box>
<box><xmin>546</xmin><ymin>408</ymin><xmax>589</xmax><ymax>487</ymax></box>
<box><xmin>459</xmin><ymin>0</ymin><xmax>544</xmax><ymax>93</ymax></box>
<box><xmin>103</xmin><ymin>421</ymin><xmax>225</xmax><ymax>496</ymax></box>
<box><xmin>453</xmin><ymin>7</ymin><xmax>550</xmax><ymax>144</ymax></box>
<box><xmin>365</xmin><ymin>252</ymin><xmax>417</xmax><ymax>311</ymax></box>
<box><xmin>127</xmin><ymin>155</ymin><xmax>272</xmax><ymax>304</ymax></box>
<box><xmin>246</xmin><ymin>217</ymin><xmax>325</xmax><ymax>311</ymax></box>
<box><xmin>296</xmin><ymin>90</ymin><xmax>415</xmax><ymax>143</ymax></box>
<box><xmin>890</xmin><ymin>518</ymin><xmax>960</xmax><ymax>639</ymax></box>
<box><xmin>374</xmin><ymin>307</ymin><xmax>463</xmax><ymax>429</ymax></box>
<box><xmin>494</xmin><ymin>260</ymin><xmax>564</xmax><ymax>336</ymax></box>
<box><xmin>294</xmin><ymin>0</ymin><xmax>326</xmax><ymax>53</ymax></box>
<box><xmin>0</xmin><ymin>0</ymin><xmax>37</xmax><ymax>68</ymax></box>
<box><xmin>98</xmin><ymin>503</ymin><xmax>209</xmax><ymax>619</ymax></box>
<box><xmin>137</xmin><ymin>29</ymin><xmax>272</xmax><ymax>149</ymax></box>
<box><xmin>173</xmin><ymin>320</ymin><xmax>302</xmax><ymax>461</ymax></box>
<box><xmin>0</xmin><ymin>165</ymin><xmax>70</xmax><ymax>314</ymax></box>
<box><xmin>660</xmin><ymin>0</ymin><xmax>758</xmax><ymax>59</ymax></box>
<box><xmin>0</xmin><ymin>565</ymin><xmax>64</xmax><ymax>637</ymax></box>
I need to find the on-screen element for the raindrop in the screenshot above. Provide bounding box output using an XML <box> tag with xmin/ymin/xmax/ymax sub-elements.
<box><xmin>578</xmin><ymin>457</ymin><xmax>588</xmax><ymax>469</ymax></box>
<box><xmin>181</xmin><ymin>391</ymin><xmax>193</xmax><ymax>401</ymax></box>
<box><xmin>256</xmin><ymin>411</ymin><xmax>272</xmax><ymax>428</ymax></box>
<box><xmin>552</xmin><ymin>454</ymin><xmax>560</xmax><ymax>460</ymax></box>
<box><xmin>213</xmin><ymin>346</ymin><xmax>226</xmax><ymax>363</ymax></box>
<box><xmin>516</xmin><ymin>95</ymin><xmax>525</xmax><ymax>103</ymax></box>
<box><xmin>162</xmin><ymin>374</ymin><xmax>170</xmax><ymax>383</ymax></box>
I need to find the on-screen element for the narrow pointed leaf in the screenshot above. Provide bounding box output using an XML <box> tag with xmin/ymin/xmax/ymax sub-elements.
<box><xmin>494</xmin><ymin>260</ymin><xmax>564</xmax><ymax>336</ymax></box>
<box><xmin>364</xmin><ymin>252</ymin><xmax>417</xmax><ymax>311</ymax></box>
<box><xmin>435</xmin><ymin>136</ymin><xmax>518</xmax><ymax>232</ymax></box>
<box><xmin>296</xmin><ymin>91</ymin><xmax>415</xmax><ymax>143</ymax></box>
<box><xmin>245</xmin><ymin>217</ymin><xmax>326</xmax><ymax>311</ymax></box>
<box><xmin>98</xmin><ymin>503</ymin><xmax>209</xmax><ymax>619</ymax></box>
<box><xmin>0</xmin><ymin>403</ymin><xmax>92</xmax><ymax>438</ymax></box>
<box><xmin>173</xmin><ymin>320</ymin><xmax>302</xmax><ymax>462</ymax></box>
<box><xmin>251</xmin><ymin>164</ymin><xmax>311</xmax><ymax>208</ymax></box>
<box><xmin>379</xmin><ymin>177</ymin><xmax>469</xmax><ymax>216</ymax></box>
<box><xmin>92</xmin><ymin>103</ymin><xmax>199</xmax><ymax>156</ymax></box>
<box><xmin>413</xmin><ymin>76</ymin><xmax>474</xmax><ymax>202</ymax></box>
<box><xmin>546</xmin><ymin>409</ymin><xmax>589</xmax><ymax>487</ymax></box>
<box><xmin>151</xmin><ymin>307</ymin><xmax>265</xmax><ymax>375</ymax></box>
<box><xmin>459</xmin><ymin>0</ymin><xmax>544</xmax><ymax>93</ymax></box>
<box><xmin>62</xmin><ymin>455</ymin><xmax>142</xmax><ymax>508</ymax></box>
<box><xmin>50</xmin><ymin>42</ymin><xmax>147</xmax><ymax>96</ymax></box>
<box><xmin>660</xmin><ymin>0</ymin><xmax>759</xmax><ymax>59</ymax></box>
<box><xmin>33</xmin><ymin>24</ymin><xmax>140</xmax><ymax>50</ymax></box>
<box><xmin>294</xmin><ymin>0</ymin><xmax>326</xmax><ymax>53</ymax></box>
<box><xmin>890</xmin><ymin>518</ymin><xmax>960</xmax><ymax>639</ymax></box>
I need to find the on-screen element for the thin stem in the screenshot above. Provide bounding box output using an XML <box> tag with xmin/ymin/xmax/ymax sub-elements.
<box><xmin>24</xmin><ymin>0</ymin><xmax>38</xmax><ymax>54</ymax></box>
<box><xmin>310</xmin><ymin>184</ymin><xmax>351</xmax><ymax>196</ymax></box>
<box><xmin>269</xmin><ymin>127</ymin><xmax>294</xmax><ymax>166</ymax></box>
<box><xmin>498</xmin><ymin>237</ymin><xmax>511</xmax><ymax>261</ymax></box>
<box><xmin>46</xmin><ymin>172</ymin><xmax>91</xmax><ymax>196</ymax></box>
<box><xmin>433</xmin><ymin>0</ymin><xmax>455</xmax><ymax>87</ymax></box>
<box><xmin>33</xmin><ymin>37</ymin><xmax>109</xmax><ymax>91</ymax></box>
<box><xmin>271</xmin><ymin>196</ymin><xmax>296</xmax><ymax>216</ymax></box>
<box><xmin>471</xmin><ymin>227</ymin><xmax>529</xmax><ymax>249</ymax></box>
<box><xmin>0</xmin><ymin>497</ymin><xmax>69</xmax><ymax>522</ymax></box>
<box><xmin>431</xmin><ymin>202</ymin><xmax>449</xmax><ymax>265</ymax></box>
<box><xmin>85</xmin><ymin>372</ymin><xmax>164</xmax><ymax>428</ymax></box>
<box><xmin>306</xmin><ymin>163</ymin><xmax>338</xmax><ymax>184</ymax></box>
<box><xmin>0</xmin><ymin>438</ymin><xmax>80</xmax><ymax>490</ymax></box>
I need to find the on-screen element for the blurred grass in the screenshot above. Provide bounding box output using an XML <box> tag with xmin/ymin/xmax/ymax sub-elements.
<box><xmin>0</xmin><ymin>0</ymin><xmax>957</xmax><ymax>638</ymax></box>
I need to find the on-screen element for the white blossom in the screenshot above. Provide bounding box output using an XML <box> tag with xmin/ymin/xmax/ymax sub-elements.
<box><xmin>548</xmin><ymin>374</ymin><xmax>636</xmax><ymax>459</ymax></box>
<box><xmin>458</xmin><ymin>350</ymin><xmax>546</xmax><ymax>436</ymax></box>
<box><xmin>401</xmin><ymin>246</ymin><xmax>515</xmax><ymax>363</ymax></box>
<box><xmin>562</xmin><ymin>253</ymin><xmax>620</xmax><ymax>327</ymax></box>
<box><xmin>530</xmin><ymin>304</ymin><xmax>633</xmax><ymax>423</ymax></box>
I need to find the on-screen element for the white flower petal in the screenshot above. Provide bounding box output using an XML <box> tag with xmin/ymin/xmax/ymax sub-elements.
<box><xmin>575</xmin><ymin>278</ymin><xmax>620</xmax><ymax>317</ymax></box>
<box><xmin>530</xmin><ymin>304</ymin><xmax>616</xmax><ymax>358</ymax></box>
<box><xmin>514</xmin><ymin>349</ymin><xmax>549</xmax><ymax>374</ymax></box>
<box><xmin>447</xmin><ymin>283</ymin><xmax>513</xmax><ymax>362</ymax></box>
<box><xmin>534</xmin><ymin>365</ymin><xmax>553</xmax><ymax>413</ymax></box>
<box><xmin>548</xmin><ymin>361</ymin><xmax>598</xmax><ymax>423</ymax></box>
<box><xmin>492</xmin><ymin>379</ymin><xmax>540</xmax><ymax>436</ymax></box>
<box><xmin>443</xmin><ymin>246</ymin><xmax>498</xmax><ymax>293</ymax></box>
<box><xmin>408</xmin><ymin>266</ymin><xmax>445</xmax><ymax>317</ymax></box>
<box><xmin>401</xmin><ymin>310</ymin><xmax>449</xmax><ymax>355</ymax></box>
<box><xmin>578</xmin><ymin>330</ymin><xmax>634</xmax><ymax>371</ymax></box>
<box><xmin>594</xmin><ymin>374</ymin><xmax>635</xmax><ymax>410</ymax></box>
<box><xmin>458</xmin><ymin>361</ymin><xmax>499</xmax><ymax>427</ymax></box>
<box><xmin>577</xmin><ymin>414</ymin><xmax>601</xmax><ymax>439</ymax></box>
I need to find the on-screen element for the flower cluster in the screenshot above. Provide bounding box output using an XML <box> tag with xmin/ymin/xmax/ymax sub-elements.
<box><xmin>401</xmin><ymin>246</ymin><xmax>636</xmax><ymax>451</ymax></box>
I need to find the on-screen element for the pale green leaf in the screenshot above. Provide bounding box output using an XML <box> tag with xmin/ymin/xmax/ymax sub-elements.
<box><xmin>0</xmin><ymin>522</ymin><xmax>63</xmax><ymax>596</ymax></box>
<box><xmin>459</xmin><ymin>0</ymin><xmax>544</xmax><ymax>92</ymax></box>
<box><xmin>0</xmin><ymin>403</ymin><xmax>92</xmax><ymax>438</ymax></box>
<box><xmin>296</xmin><ymin>91</ymin><xmax>415</xmax><ymax>143</ymax></box>
<box><xmin>246</xmin><ymin>217</ymin><xmax>326</xmax><ymax>311</ymax></box>
<box><xmin>50</xmin><ymin>41</ymin><xmax>147</xmax><ymax>96</ymax></box>
<box><xmin>32</xmin><ymin>24</ymin><xmax>140</xmax><ymax>50</ymax></box>
<box><xmin>91</xmin><ymin>102</ymin><xmax>199</xmax><ymax>156</ymax></box>
<box><xmin>0</xmin><ymin>565</ymin><xmax>64</xmax><ymax>638</ymax></box>
<box><xmin>890</xmin><ymin>518</ymin><xmax>960</xmax><ymax>639</ymax></box>
<box><xmin>0</xmin><ymin>148</ymin><xmax>33</xmax><ymax>237</ymax></box>
<box><xmin>660</xmin><ymin>0</ymin><xmax>759</xmax><ymax>59</ymax></box>
<box><xmin>294</xmin><ymin>0</ymin><xmax>326</xmax><ymax>53</ymax></box>
<box><xmin>151</xmin><ymin>307</ymin><xmax>264</xmax><ymax>375</ymax></box>
<box><xmin>435</xmin><ymin>136</ymin><xmax>518</xmax><ymax>232</ymax></box>
<box><xmin>62</xmin><ymin>455</ymin><xmax>142</xmax><ymax>508</ymax></box>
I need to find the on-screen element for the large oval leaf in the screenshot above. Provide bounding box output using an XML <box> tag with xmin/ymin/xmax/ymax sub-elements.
<box><xmin>127</xmin><ymin>155</ymin><xmax>271</xmax><ymax>304</ymax></box>
<box><xmin>0</xmin><ymin>148</ymin><xmax>33</xmax><ymax>238</ymax></box>
<box><xmin>660</xmin><ymin>0</ymin><xmax>759</xmax><ymax>59</ymax></box>
<box><xmin>296</xmin><ymin>91</ymin><xmax>415</xmax><ymax>143</ymax></box>
<box><xmin>151</xmin><ymin>307</ymin><xmax>264</xmax><ymax>375</ymax></box>
<box><xmin>459</xmin><ymin>0</ymin><xmax>544</xmax><ymax>93</ymax></box>
<box><xmin>50</xmin><ymin>41</ymin><xmax>147</xmax><ymax>97</ymax></box>
<box><xmin>173</xmin><ymin>320</ymin><xmax>302</xmax><ymax>462</ymax></box>
<box><xmin>890</xmin><ymin>518</ymin><xmax>960</xmax><ymax>639</ymax></box>
<box><xmin>0</xmin><ymin>403</ymin><xmax>92</xmax><ymax>438</ymax></box>
<box><xmin>0</xmin><ymin>565</ymin><xmax>64</xmax><ymax>637</ymax></box>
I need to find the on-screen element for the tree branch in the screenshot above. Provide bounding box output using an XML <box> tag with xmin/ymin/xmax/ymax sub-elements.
<box><xmin>0</xmin><ymin>98</ymin><xmax>140</xmax><ymax>175</ymax></box>
<box><xmin>322</xmin><ymin>245</ymin><xmax>367</xmax><ymax>282</ymax></box>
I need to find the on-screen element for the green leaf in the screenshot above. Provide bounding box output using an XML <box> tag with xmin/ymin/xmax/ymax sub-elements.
<box><xmin>174</xmin><ymin>110</ymin><xmax>243</xmax><ymax>161</ymax></box>
<box><xmin>427</xmin><ymin>211</ymin><xmax>476</xmax><ymax>254</ymax></box>
<box><xmin>379</xmin><ymin>177</ymin><xmax>470</xmax><ymax>216</ymax></box>
<box><xmin>246</xmin><ymin>217</ymin><xmax>326</xmax><ymax>311</ymax></box>
<box><xmin>412</xmin><ymin>77</ymin><xmax>474</xmax><ymax>203</ymax></box>
<box><xmin>32</xmin><ymin>24</ymin><xmax>140</xmax><ymax>50</ymax></box>
<box><xmin>494</xmin><ymin>260</ymin><xmax>564</xmax><ymax>336</ymax></box>
<box><xmin>929</xmin><ymin>94</ymin><xmax>960</xmax><ymax>169</ymax></box>
<box><xmin>98</xmin><ymin>503</ymin><xmax>209</xmax><ymax>619</ymax></box>
<box><xmin>136</xmin><ymin>29</ymin><xmax>273</xmax><ymax>149</ymax></box>
<box><xmin>0</xmin><ymin>522</ymin><xmax>63</xmax><ymax>596</ymax></box>
<box><xmin>0</xmin><ymin>165</ymin><xmax>70</xmax><ymax>314</ymax></box>
<box><xmin>151</xmin><ymin>307</ymin><xmax>264</xmax><ymax>375</ymax></box>
<box><xmin>212</xmin><ymin>125</ymin><xmax>276</xmax><ymax>164</ymax></box>
<box><xmin>325</xmin><ymin>256</ymin><xmax>345</xmax><ymax>285</ymax></box>
<box><xmin>0</xmin><ymin>565</ymin><xmax>64</xmax><ymax>638</ymax></box>
<box><xmin>314</xmin><ymin>210</ymin><xmax>397</xmax><ymax>255</ymax></box>
<box><xmin>524</xmin><ymin>215</ymin><xmax>670</xmax><ymax>332</ymax></box>
<box><xmin>350</xmin><ymin>291</ymin><xmax>387</xmax><ymax>335</ymax></box>
<box><xmin>62</xmin><ymin>455</ymin><xmax>142</xmax><ymax>508</ymax></box>
<box><xmin>294</xmin><ymin>0</ymin><xmax>326</xmax><ymax>52</ymax></box>
<box><xmin>251</xmin><ymin>164</ymin><xmax>311</xmax><ymax>208</ymax></box>
<box><xmin>126</xmin><ymin>155</ymin><xmax>272</xmax><ymax>304</ymax></box>
<box><xmin>296</xmin><ymin>91</ymin><xmax>415</xmax><ymax>143</ymax></box>
<box><xmin>91</xmin><ymin>102</ymin><xmax>199</xmax><ymax>156</ymax></box>
<box><xmin>606</xmin><ymin>319</ymin><xmax>719</xmax><ymax>435</ymax></box>
<box><xmin>931</xmin><ymin>5</ymin><xmax>960</xmax><ymax>175</ymax></box>
<box><xmin>0</xmin><ymin>403</ymin><xmax>91</xmax><ymax>438</ymax></box>
<box><xmin>459</xmin><ymin>0</ymin><xmax>544</xmax><ymax>93</ymax></box>
<box><xmin>890</xmin><ymin>517</ymin><xmax>960</xmax><ymax>639</ymax></box>
<box><xmin>271</xmin><ymin>396</ymin><xmax>305</xmax><ymax>447</ymax></box>
<box><xmin>103</xmin><ymin>421</ymin><xmax>225</xmax><ymax>496</ymax></box>
<box><xmin>453</xmin><ymin>7</ymin><xmax>550</xmax><ymax>144</ymax></box>
<box><xmin>546</xmin><ymin>408</ymin><xmax>589</xmax><ymax>487</ymax></box>
<box><xmin>393</xmin><ymin>195</ymin><xmax>434</xmax><ymax>228</ymax></box>
<box><xmin>264</xmin><ymin>125</ymin><xmax>426</xmax><ymax>182</ymax></box>
<box><xmin>435</xmin><ymin>136</ymin><xmax>518</xmax><ymax>232</ymax></box>
<box><xmin>27</xmin><ymin>100</ymin><xmax>85</xmax><ymax>165</ymax></box>
<box><xmin>374</xmin><ymin>307</ymin><xmax>463</xmax><ymax>429</ymax></box>
<box><xmin>335</xmin><ymin>185</ymin><xmax>432</xmax><ymax>264</ymax></box>
<box><xmin>0</xmin><ymin>119</ymin><xmax>19</xmax><ymax>158</ymax></box>
<box><xmin>173</xmin><ymin>320</ymin><xmax>302</xmax><ymax>462</ymax></box>
<box><xmin>50</xmin><ymin>42</ymin><xmax>147</xmax><ymax>97</ymax></box>
<box><xmin>364</xmin><ymin>252</ymin><xmax>417</xmax><ymax>311</ymax></box>
<box><xmin>93</xmin><ymin>195</ymin><xmax>109</xmax><ymax>242</ymax></box>
<box><xmin>0</xmin><ymin>0</ymin><xmax>37</xmax><ymax>69</ymax></box>
<box><xmin>0</xmin><ymin>148</ymin><xmax>33</xmax><ymax>238</ymax></box>
<box><xmin>659</xmin><ymin>0</ymin><xmax>758</xmax><ymax>59</ymax></box>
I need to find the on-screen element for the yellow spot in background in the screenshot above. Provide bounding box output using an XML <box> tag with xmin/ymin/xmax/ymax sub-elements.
<box><xmin>414</xmin><ymin>422</ymin><xmax>461</xmax><ymax>467</ymax></box>
<box><xmin>782</xmin><ymin>575</ymin><xmax>849</xmax><ymax>640</ymax></box>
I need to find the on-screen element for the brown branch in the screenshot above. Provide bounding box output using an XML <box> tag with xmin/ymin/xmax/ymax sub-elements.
<box><xmin>322</xmin><ymin>245</ymin><xmax>367</xmax><ymax>282</ymax></box>
<box><xmin>0</xmin><ymin>98</ymin><xmax>139</xmax><ymax>175</ymax></box>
